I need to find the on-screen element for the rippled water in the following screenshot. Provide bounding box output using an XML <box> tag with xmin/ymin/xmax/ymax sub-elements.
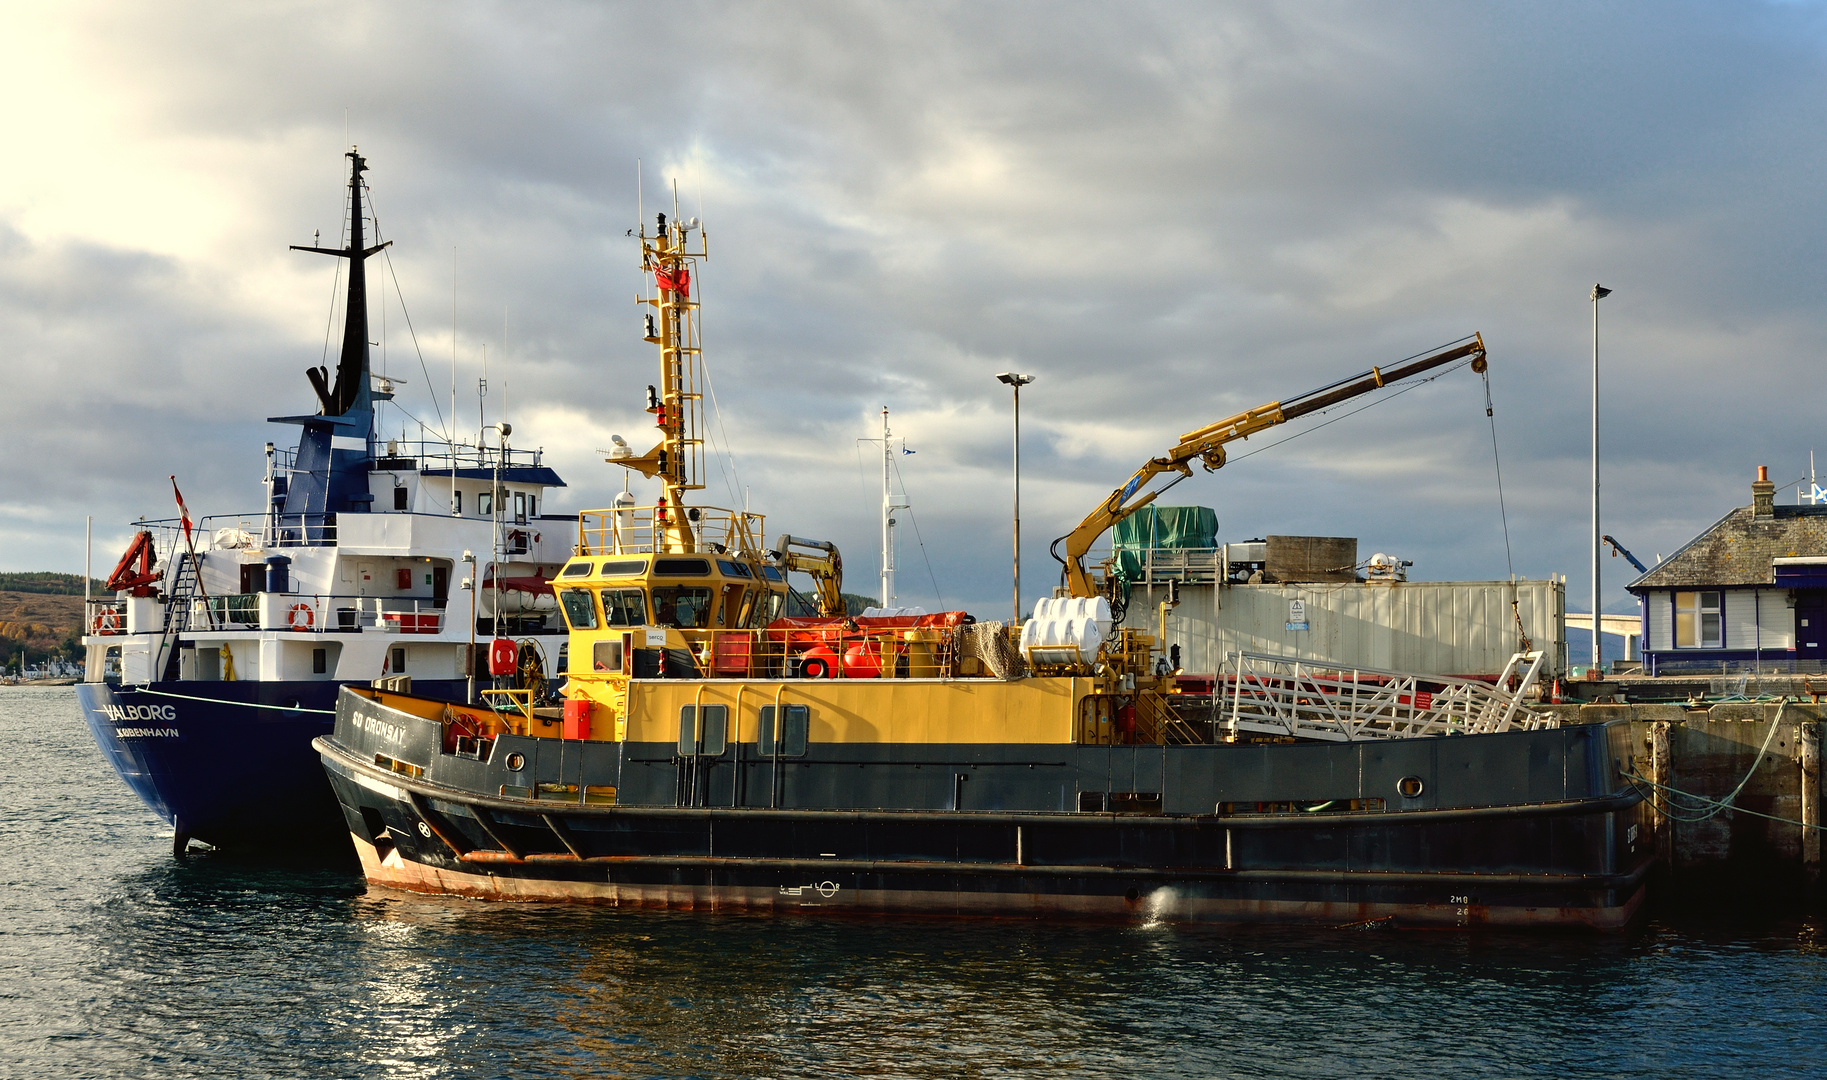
<box><xmin>3</xmin><ymin>686</ymin><xmax>1824</xmax><ymax>1078</ymax></box>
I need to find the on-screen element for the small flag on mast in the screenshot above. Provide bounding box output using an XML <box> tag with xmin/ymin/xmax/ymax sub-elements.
<box><xmin>169</xmin><ymin>475</ymin><xmax>193</xmax><ymax>546</ymax></box>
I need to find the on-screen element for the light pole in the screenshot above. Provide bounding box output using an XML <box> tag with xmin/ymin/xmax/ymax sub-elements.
<box><xmin>1591</xmin><ymin>283</ymin><xmax>1611</xmax><ymax>674</ymax></box>
<box><xmin>996</xmin><ymin>372</ymin><xmax>1035</xmax><ymax>624</ymax></box>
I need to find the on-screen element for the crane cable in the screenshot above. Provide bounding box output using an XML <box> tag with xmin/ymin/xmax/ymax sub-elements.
<box><xmin>1482</xmin><ymin>366</ymin><xmax>1531</xmax><ymax>655</ymax></box>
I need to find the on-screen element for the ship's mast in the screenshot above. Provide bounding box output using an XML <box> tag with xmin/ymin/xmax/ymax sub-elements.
<box><xmin>638</xmin><ymin>208</ymin><xmax>707</xmax><ymax>552</ymax></box>
<box><xmin>881</xmin><ymin>408</ymin><xmax>895</xmax><ymax>609</ymax></box>
<box><xmin>290</xmin><ymin>149</ymin><xmax>392</xmax><ymax>425</ymax></box>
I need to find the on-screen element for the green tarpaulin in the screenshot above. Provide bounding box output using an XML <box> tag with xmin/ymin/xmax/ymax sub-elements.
<box><xmin>1112</xmin><ymin>505</ymin><xmax>1217</xmax><ymax>582</ymax></box>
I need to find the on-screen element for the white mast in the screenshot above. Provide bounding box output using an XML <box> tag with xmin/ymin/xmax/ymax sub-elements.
<box><xmin>881</xmin><ymin>407</ymin><xmax>896</xmax><ymax>609</ymax></box>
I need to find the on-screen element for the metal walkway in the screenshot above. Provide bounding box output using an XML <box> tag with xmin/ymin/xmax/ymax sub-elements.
<box><xmin>1222</xmin><ymin>650</ymin><xmax>1554</xmax><ymax>742</ymax></box>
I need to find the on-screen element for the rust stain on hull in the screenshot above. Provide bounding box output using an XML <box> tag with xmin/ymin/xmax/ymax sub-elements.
<box><xmin>349</xmin><ymin>836</ymin><xmax>1646</xmax><ymax>930</ymax></box>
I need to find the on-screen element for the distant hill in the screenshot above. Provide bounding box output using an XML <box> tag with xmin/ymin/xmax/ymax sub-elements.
<box><xmin>0</xmin><ymin>589</ymin><xmax>88</xmax><ymax>671</ymax></box>
<box><xmin>0</xmin><ymin>572</ymin><xmax>107</xmax><ymax>596</ymax></box>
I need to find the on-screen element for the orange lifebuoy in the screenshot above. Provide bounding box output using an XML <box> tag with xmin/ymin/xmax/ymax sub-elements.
<box><xmin>91</xmin><ymin>610</ymin><xmax>122</xmax><ymax>635</ymax></box>
<box><xmin>287</xmin><ymin>603</ymin><xmax>315</xmax><ymax>631</ymax></box>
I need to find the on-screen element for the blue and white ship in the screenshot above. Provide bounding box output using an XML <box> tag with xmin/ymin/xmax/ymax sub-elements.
<box><xmin>78</xmin><ymin>150</ymin><xmax>574</xmax><ymax>853</ymax></box>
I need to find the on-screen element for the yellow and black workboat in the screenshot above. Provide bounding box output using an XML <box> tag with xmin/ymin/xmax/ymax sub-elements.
<box><xmin>315</xmin><ymin>211</ymin><xmax>1653</xmax><ymax>929</ymax></box>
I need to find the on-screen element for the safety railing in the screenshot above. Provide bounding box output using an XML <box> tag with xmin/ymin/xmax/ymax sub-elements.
<box><xmin>1222</xmin><ymin>650</ymin><xmax>1554</xmax><ymax>742</ymax></box>
<box><xmin>276</xmin><ymin>595</ymin><xmax>450</xmax><ymax>634</ymax></box>
<box><xmin>577</xmin><ymin>505</ymin><xmax>767</xmax><ymax>557</ymax></box>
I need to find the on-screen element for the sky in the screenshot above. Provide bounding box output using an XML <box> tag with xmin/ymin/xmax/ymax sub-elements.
<box><xmin>3</xmin><ymin>1</ymin><xmax>1826</xmax><ymax>620</ymax></box>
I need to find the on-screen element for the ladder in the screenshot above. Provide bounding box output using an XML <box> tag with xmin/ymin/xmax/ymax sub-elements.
<box><xmin>154</xmin><ymin>550</ymin><xmax>213</xmax><ymax>680</ymax></box>
<box><xmin>1223</xmin><ymin>650</ymin><xmax>1554</xmax><ymax>742</ymax></box>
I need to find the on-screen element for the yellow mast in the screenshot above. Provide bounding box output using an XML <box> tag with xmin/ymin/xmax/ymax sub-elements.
<box><xmin>614</xmin><ymin>206</ymin><xmax>709</xmax><ymax>552</ymax></box>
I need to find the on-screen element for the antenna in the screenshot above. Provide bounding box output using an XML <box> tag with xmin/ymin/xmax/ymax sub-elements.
<box><xmin>637</xmin><ymin>159</ymin><xmax>643</xmax><ymax>237</ymax></box>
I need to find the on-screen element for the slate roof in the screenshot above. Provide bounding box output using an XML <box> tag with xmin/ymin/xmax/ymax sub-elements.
<box><xmin>1627</xmin><ymin>504</ymin><xmax>1827</xmax><ymax>591</ymax></box>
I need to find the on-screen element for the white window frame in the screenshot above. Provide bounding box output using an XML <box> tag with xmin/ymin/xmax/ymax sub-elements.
<box><xmin>1674</xmin><ymin>590</ymin><xmax>1723</xmax><ymax>649</ymax></box>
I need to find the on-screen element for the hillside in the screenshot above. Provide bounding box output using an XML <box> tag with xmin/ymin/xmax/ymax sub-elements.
<box><xmin>0</xmin><ymin>589</ymin><xmax>89</xmax><ymax>669</ymax></box>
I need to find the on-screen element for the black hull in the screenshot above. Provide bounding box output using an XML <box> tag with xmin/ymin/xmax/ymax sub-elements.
<box><xmin>317</xmin><ymin>690</ymin><xmax>1654</xmax><ymax>929</ymax></box>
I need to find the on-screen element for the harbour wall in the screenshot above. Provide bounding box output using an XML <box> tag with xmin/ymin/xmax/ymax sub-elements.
<box><xmin>1542</xmin><ymin>701</ymin><xmax>1822</xmax><ymax>892</ymax></box>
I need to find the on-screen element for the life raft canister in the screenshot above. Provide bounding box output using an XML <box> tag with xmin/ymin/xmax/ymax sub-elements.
<box><xmin>287</xmin><ymin>603</ymin><xmax>315</xmax><ymax>631</ymax></box>
<box><xmin>799</xmin><ymin>645</ymin><xmax>840</xmax><ymax>680</ymax></box>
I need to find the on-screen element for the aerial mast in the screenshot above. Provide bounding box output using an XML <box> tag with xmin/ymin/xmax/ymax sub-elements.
<box><xmin>881</xmin><ymin>407</ymin><xmax>896</xmax><ymax>609</ymax></box>
<box><xmin>616</xmin><ymin>198</ymin><xmax>708</xmax><ymax>552</ymax></box>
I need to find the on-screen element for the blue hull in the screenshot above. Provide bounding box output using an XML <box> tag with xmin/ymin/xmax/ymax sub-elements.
<box><xmin>77</xmin><ymin>678</ymin><xmax>466</xmax><ymax>848</ymax></box>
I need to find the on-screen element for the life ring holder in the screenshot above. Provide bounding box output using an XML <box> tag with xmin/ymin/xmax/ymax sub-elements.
<box><xmin>91</xmin><ymin>610</ymin><xmax>122</xmax><ymax>635</ymax></box>
<box><xmin>287</xmin><ymin>603</ymin><xmax>316</xmax><ymax>631</ymax></box>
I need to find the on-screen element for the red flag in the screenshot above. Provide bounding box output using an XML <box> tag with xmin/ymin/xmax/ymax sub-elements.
<box><xmin>653</xmin><ymin>263</ymin><xmax>690</xmax><ymax>298</ymax></box>
<box><xmin>169</xmin><ymin>475</ymin><xmax>193</xmax><ymax>546</ymax></box>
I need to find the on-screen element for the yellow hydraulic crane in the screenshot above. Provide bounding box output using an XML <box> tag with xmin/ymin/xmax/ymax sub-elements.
<box><xmin>774</xmin><ymin>534</ymin><xmax>847</xmax><ymax>618</ymax></box>
<box><xmin>1058</xmin><ymin>334</ymin><xmax>1488</xmax><ymax>599</ymax></box>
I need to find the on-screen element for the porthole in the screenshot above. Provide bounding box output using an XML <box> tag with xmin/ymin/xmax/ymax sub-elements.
<box><xmin>1397</xmin><ymin>775</ymin><xmax>1426</xmax><ymax>799</ymax></box>
<box><xmin>505</xmin><ymin>753</ymin><xmax>526</xmax><ymax>772</ymax></box>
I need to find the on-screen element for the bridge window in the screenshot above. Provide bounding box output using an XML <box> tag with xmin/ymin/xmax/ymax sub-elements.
<box><xmin>652</xmin><ymin>586</ymin><xmax>713</xmax><ymax>629</ymax></box>
<box><xmin>558</xmin><ymin>588</ymin><xmax>598</xmax><ymax>630</ymax></box>
<box><xmin>1674</xmin><ymin>591</ymin><xmax>1722</xmax><ymax>648</ymax></box>
<box><xmin>600</xmin><ymin>588</ymin><xmax>647</xmax><ymax>627</ymax></box>
<box><xmin>478</xmin><ymin>491</ymin><xmax>492</xmax><ymax>517</ymax></box>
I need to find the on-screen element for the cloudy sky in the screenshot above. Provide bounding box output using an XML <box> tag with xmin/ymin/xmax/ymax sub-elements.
<box><xmin>3</xmin><ymin>1</ymin><xmax>1825</xmax><ymax>623</ymax></box>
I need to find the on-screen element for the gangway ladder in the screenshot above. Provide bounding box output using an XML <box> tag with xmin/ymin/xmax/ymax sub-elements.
<box><xmin>154</xmin><ymin>549</ymin><xmax>215</xmax><ymax>680</ymax></box>
<box><xmin>1222</xmin><ymin>650</ymin><xmax>1554</xmax><ymax>742</ymax></box>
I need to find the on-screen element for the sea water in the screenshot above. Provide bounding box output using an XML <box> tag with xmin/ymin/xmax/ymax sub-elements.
<box><xmin>1</xmin><ymin>685</ymin><xmax>1822</xmax><ymax>1079</ymax></box>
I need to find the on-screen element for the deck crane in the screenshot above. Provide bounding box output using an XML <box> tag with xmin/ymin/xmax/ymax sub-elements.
<box><xmin>1600</xmin><ymin>535</ymin><xmax>1649</xmax><ymax>575</ymax></box>
<box><xmin>1055</xmin><ymin>334</ymin><xmax>1489</xmax><ymax>600</ymax></box>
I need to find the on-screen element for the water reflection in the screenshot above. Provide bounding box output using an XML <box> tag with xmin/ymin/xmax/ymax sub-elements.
<box><xmin>9</xmin><ymin>686</ymin><xmax>1827</xmax><ymax>1078</ymax></box>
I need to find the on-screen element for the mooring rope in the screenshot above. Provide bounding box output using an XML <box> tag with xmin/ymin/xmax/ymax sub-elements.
<box><xmin>1620</xmin><ymin>700</ymin><xmax>1804</xmax><ymax>824</ymax></box>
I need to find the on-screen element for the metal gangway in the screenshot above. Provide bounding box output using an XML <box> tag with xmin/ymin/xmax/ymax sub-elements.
<box><xmin>1222</xmin><ymin>650</ymin><xmax>1555</xmax><ymax>742</ymax></box>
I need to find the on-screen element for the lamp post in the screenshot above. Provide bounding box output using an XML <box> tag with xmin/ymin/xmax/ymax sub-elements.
<box><xmin>1591</xmin><ymin>283</ymin><xmax>1611</xmax><ymax>674</ymax></box>
<box><xmin>996</xmin><ymin>372</ymin><xmax>1035</xmax><ymax>624</ymax></box>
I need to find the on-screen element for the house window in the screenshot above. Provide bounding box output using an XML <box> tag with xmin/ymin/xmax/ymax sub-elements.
<box><xmin>453</xmin><ymin>490</ymin><xmax>463</xmax><ymax>514</ymax></box>
<box><xmin>514</xmin><ymin>491</ymin><xmax>527</xmax><ymax>524</ymax></box>
<box><xmin>478</xmin><ymin>491</ymin><xmax>493</xmax><ymax>517</ymax></box>
<box><xmin>1675</xmin><ymin>591</ymin><xmax>1722</xmax><ymax>648</ymax></box>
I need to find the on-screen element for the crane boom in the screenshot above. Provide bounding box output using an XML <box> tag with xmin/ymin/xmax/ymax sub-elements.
<box><xmin>1600</xmin><ymin>534</ymin><xmax>1649</xmax><ymax>575</ymax></box>
<box><xmin>1059</xmin><ymin>334</ymin><xmax>1488</xmax><ymax>599</ymax></box>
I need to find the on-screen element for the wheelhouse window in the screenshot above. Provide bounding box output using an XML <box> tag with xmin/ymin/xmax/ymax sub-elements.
<box><xmin>478</xmin><ymin>491</ymin><xmax>493</xmax><ymax>517</ymax></box>
<box><xmin>558</xmin><ymin>588</ymin><xmax>598</xmax><ymax>630</ymax></box>
<box><xmin>1674</xmin><ymin>591</ymin><xmax>1722</xmax><ymax>648</ymax></box>
<box><xmin>514</xmin><ymin>491</ymin><xmax>527</xmax><ymax>524</ymax></box>
<box><xmin>651</xmin><ymin>586</ymin><xmax>713</xmax><ymax>629</ymax></box>
<box><xmin>600</xmin><ymin>588</ymin><xmax>647</xmax><ymax>627</ymax></box>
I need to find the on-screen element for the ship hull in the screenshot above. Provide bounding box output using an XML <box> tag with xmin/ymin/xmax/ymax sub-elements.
<box><xmin>318</xmin><ymin>689</ymin><xmax>1654</xmax><ymax>929</ymax></box>
<box><xmin>78</xmin><ymin>678</ymin><xmax>466</xmax><ymax>848</ymax></box>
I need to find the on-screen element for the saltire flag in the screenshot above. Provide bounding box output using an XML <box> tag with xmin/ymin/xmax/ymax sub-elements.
<box><xmin>903</xmin><ymin>447</ymin><xmax>915</xmax><ymax>454</ymax></box>
<box><xmin>653</xmin><ymin>263</ymin><xmax>691</xmax><ymax>298</ymax></box>
<box><xmin>169</xmin><ymin>475</ymin><xmax>193</xmax><ymax>546</ymax></box>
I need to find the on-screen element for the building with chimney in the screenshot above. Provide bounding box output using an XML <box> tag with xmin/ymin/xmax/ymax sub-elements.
<box><xmin>1627</xmin><ymin>467</ymin><xmax>1827</xmax><ymax>673</ymax></box>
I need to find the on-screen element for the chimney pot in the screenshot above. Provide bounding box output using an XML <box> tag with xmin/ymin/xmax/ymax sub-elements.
<box><xmin>1753</xmin><ymin>464</ymin><xmax>1776</xmax><ymax>519</ymax></box>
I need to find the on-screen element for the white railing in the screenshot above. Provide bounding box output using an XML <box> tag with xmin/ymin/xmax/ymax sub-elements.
<box><xmin>1223</xmin><ymin>650</ymin><xmax>1554</xmax><ymax>742</ymax></box>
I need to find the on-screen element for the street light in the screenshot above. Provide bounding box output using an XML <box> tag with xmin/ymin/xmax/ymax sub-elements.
<box><xmin>1591</xmin><ymin>283</ymin><xmax>1611</xmax><ymax>675</ymax></box>
<box><xmin>996</xmin><ymin>372</ymin><xmax>1036</xmax><ymax>624</ymax></box>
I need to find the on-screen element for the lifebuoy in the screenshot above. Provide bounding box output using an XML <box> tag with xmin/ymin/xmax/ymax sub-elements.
<box><xmin>287</xmin><ymin>603</ymin><xmax>315</xmax><ymax>631</ymax></box>
<box><xmin>91</xmin><ymin>610</ymin><xmax>122</xmax><ymax>635</ymax></box>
